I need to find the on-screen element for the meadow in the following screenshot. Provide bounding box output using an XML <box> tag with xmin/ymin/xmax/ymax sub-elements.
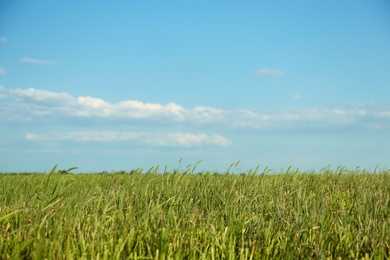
<box><xmin>0</xmin><ymin>164</ymin><xmax>389</xmax><ymax>259</ymax></box>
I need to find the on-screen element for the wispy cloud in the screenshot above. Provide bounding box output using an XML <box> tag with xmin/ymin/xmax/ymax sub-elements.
<box><xmin>256</xmin><ymin>68</ymin><xmax>286</xmax><ymax>77</ymax></box>
<box><xmin>3</xmin><ymin>87</ymin><xmax>390</xmax><ymax>130</ymax></box>
<box><xmin>20</xmin><ymin>57</ymin><xmax>56</xmax><ymax>65</ymax></box>
<box><xmin>0</xmin><ymin>67</ymin><xmax>5</xmax><ymax>75</ymax></box>
<box><xmin>25</xmin><ymin>131</ymin><xmax>230</xmax><ymax>147</ymax></box>
<box><xmin>375</xmin><ymin>111</ymin><xmax>390</xmax><ymax>119</ymax></box>
<box><xmin>10</xmin><ymin>88</ymin><xmax>73</xmax><ymax>103</ymax></box>
<box><xmin>292</xmin><ymin>94</ymin><xmax>304</xmax><ymax>100</ymax></box>
<box><xmin>0</xmin><ymin>37</ymin><xmax>7</xmax><ymax>43</ymax></box>
<box><xmin>0</xmin><ymin>85</ymin><xmax>5</xmax><ymax>99</ymax></box>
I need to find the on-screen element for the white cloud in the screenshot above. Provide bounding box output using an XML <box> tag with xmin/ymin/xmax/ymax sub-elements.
<box><xmin>3</xmin><ymin>87</ymin><xmax>390</xmax><ymax>130</ymax></box>
<box><xmin>25</xmin><ymin>131</ymin><xmax>230</xmax><ymax>147</ymax></box>
<box><xmin>0</xmin><ymin>67</ymin><xmax>5</xmax><ymax>75</ymax></box>
<box><xmin>20</xmin><ymin>57</ymin><xmax>56</xmax><ymax>64</ymax></box>
<box><xmin>77</xmin><ymin>96</ymin><xmax>111</xmax><ymax>116</ymax></box>
<box><xmin>0</xmin><ymin>37</ymin><xmax>7</xmax><ymax>43</ymax></box>
<box><xmin>10</xmin><ymin>88</ymin><xmax>74</xmax><ymax>104</ymax></box>
<box><xmin>189</xmin><ymin>106</ymin><xmax>225</xmax><ymax>124</ymax></box>
<box><xmin>209</xmin><ymin>134</ymin><xmax>231</xmax><ymax>146</ymax></box>
<box><xmin>167</xmin><ymin>133</ymin><xmax>230</xmax><ymax>146</ymax></box>
<box><xmin>78</xmin><ymin>96</ymin><xmax>109</xmax><ymax>108</ymax></box>
<box><xmin>74</xmin><ymin>96</ymin><xmax>187</xmax><ymax>120</ymax></box>
<box><xmin>256</xmin><ymin>68</ymin><xmax>286</xmax><ymax>77</ymax></box>
<box><xmin>0</xmin><ymin>85</ymin><xmax>5</xmax><ymax>91</ymax></box>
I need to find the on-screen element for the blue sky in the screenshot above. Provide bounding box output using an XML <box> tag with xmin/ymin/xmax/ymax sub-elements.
<box><xmin>1</xmin><ymin>0</ymin><xmax>390</xmax><ymax>173</ymax></box>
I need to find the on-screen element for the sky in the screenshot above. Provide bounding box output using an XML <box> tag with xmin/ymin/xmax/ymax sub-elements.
<box><xmin>0</xmin><ymin>0</ymin><xmax>390</xmax><ymax>173</ymax></box>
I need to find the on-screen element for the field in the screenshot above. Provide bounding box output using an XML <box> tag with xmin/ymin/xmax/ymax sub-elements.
<box><xmin>1</xmin><ymin>165</ymin><xmax>389</xmax><ymax>259</ymax></box>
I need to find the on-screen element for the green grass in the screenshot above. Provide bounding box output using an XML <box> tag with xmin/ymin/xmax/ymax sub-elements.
<box><xmin>0</xmin><ymin>166</ymin><xmax>389</xmax><ymax>259</ymax></box>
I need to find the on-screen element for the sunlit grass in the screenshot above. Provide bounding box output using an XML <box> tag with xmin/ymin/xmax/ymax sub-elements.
<box><xmin>0</xmin><ymin>165</ymin><xmax>389</xmax><ymax>259</ymax></box>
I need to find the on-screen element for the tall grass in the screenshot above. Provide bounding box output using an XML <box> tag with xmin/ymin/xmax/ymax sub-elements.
<box><xmin>0</xmin><ymin>167</ymin><xmax>389</xmax><ymax>259</ymax></box>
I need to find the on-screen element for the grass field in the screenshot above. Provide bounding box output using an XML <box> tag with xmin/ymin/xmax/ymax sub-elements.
<box><xmin>0</xmin><ymin>165</ymin><xmax>389</xmax><ymax>259</ymax></box>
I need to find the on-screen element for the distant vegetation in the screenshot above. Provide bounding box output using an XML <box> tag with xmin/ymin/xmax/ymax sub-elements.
<box><xmin>1</xmin><ymin>165</ymin><xmax>389</xmax><ymax>259</ymax></box>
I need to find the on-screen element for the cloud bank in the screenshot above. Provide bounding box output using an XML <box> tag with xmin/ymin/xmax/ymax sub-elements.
<box><xmin>1</xmin><ymin>86</ymin><xmax>390</xmax><ymax>149</ymax></box>
<box><xmin>3</xmin><ymin>87</ymin><xmax>389</xmax><ymax>131</ymax></box>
